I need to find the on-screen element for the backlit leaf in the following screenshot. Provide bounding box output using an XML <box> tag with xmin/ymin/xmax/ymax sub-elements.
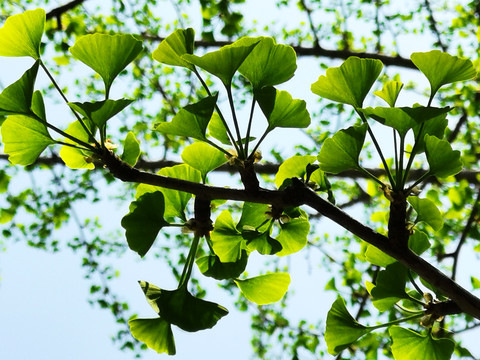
<box><xmin>210</xmin><ymin>210</ymin><xmax>244</xmax><ymax>262</ymax></box>
<box><xmin>121</xmin><ymin>131</ymin><xmax>140</xmax><ymax>167</ymax></box>
<box><xmin>311</xmin><ymin>57</ymin><xmax>383</xmax><ymax>108</ymax></box>
<box><xmin>373</xmin><ymin>80</ymin><xmax>403</xmax><ymax>107</ymax></box>
<box><xmin>129</xmin><ymin>317</ymin><xmax>176</xmax><ymax>355</ymax></box>
<box><xmin>274</xmin><ymin>155</ymin><xmax>316</xmax><ymax>188</ymax></box>
<box><xmin>275</xmin><ymin>216</ymin><xmax>310</xmax><ymax>256</ymax></box>
<box><xmin>370</xmin><ymin>262</ymin><xmax>409</xmax><ymax>311</ymax></box>
<box><xmin>235</xmin><ymin>273</ymin><xmax>290</xmax><ymax>305</ymax></box>
<box><xmin>152</xmin><ymin>28</ymin><xmax>195</xmax><ymax>70</ymax></box>
<box><xmin>424</xmin><ymin>134</ymin><xmax>463</xmax><ymax>178</ymax></box>
<box><xmin>59</xmin><ymin>120</ymin><xmax>95</xmax><ymax>169</ymax></box>
<box><xmin>181</xmin><ymin>142</ymin><xmax>227</xmax><ymax>181</ymax></box>
<box><xmin>68</xmin><ymin>99</ymin><xmax>133</xmax><ymax>130</ymax></box>
<box><xmin>196</xmin><ymin>250</ymin><xmax>248</xmax><ymax>280</ymax></box>
<box><xmin>408</xmin><ymin>197</ymin><xmax>443</xmax><ymax>232</ymax></box>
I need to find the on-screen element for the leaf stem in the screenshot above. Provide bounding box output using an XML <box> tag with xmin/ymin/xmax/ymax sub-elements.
<box><xmin>248</xmin><ymin>128</ymin><xmax>270</xmax><ymax>158</ymax></box>
<box><xmin>179</xmin><ymin>234</ymin><xmax>201</xmax><ymax>288</ymax></box>
<box><xmin>226</xmin><ymin>85</ymin><xmax>245</xmax><ymax>158</ymax></box>
<box><xmin>369</xmin><ymin>313</ymin><xmax>424</xmax><ymax>331</ymax></box>
<box><xmin>245</xmin><ymin>94</ymin><xmax>256</xmax><ymax>157</ymax></box>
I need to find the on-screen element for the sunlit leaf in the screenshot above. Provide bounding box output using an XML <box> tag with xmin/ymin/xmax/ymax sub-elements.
<box><xmin>411</xmin><ymin>50</ymin><xmax>476</xmax><ymax>97</ymax></box>
<box><xmin>412</xmin><ymin>114</ymin><xmax>448</xmax><ymax>153</ymax></box>
<box><xmin>370</xmin><ymin>262</ymin><xmax>409</xmax><ymax>311</ymax></box>
<box><xmin>0</xmin><ymin>8</ymin><xmax>45</xmax><ymax>59</ymax></box>
<box><xmin>373</xmin><ymin>80</ymin><xmax>403</xmax><ymax>107</ymax></box>
<box><xmin>210</xmin><ymin>210</ymin><xmax>244</xmax><ymax>262</ymax></box>
<box><xmin>196</xmin><ymin>250</ymin><xmax>248</xmax><ymax>280</ymax></box>
<box><xmin>152</xmin><ymin>28</ymin><xmax>195</xmax><ymax>70</ymax></box>
<box><xmin>408</xmin><ymin>197</ymin><xmax>443</xmax><ymax>232</ymax></box>
<box><xmin>129</xmin><ymin>317</ymin><xmax>176</xmax><ymax>355</ymax></box>
<box><xmin>1</xmin><ymin>114</ymin><xmax>55</xmax><ymax>165</ymax></box>
<box><xmin>70</xmin><ymin>33</ymin><xmax>143</xmax><ymax>95</ymax></box>
<box><xmin>181</xmin><ymin>142</ymin><xmax>227</xmax><ymax>181</ymax></box>
<box><xmin>182</xmin><ymin>38</ymin><xmax>259</xmax><ymax>86</ymax></box>
<box><xmin>255</xmin><ymin>87</ymin><xmax>310</xmax><ymax>131</ymax></box>
<box><xmin>317</xmin><ymin>123</ymin><xmax>368</xmax><ymax>173</ymax></box>
<box><xmin>276</xmin><ymin>216</ymin><xmax>310</xmax><ymax>256</ymax></box>
<box><xmin>207</xmin><ymin>112</ymin><xmax>230</xmax><ymax>145</ymax></box>
<box><xmin>389</xmin><ymin>326</ymin><xmax>455</xmax><ymax>360</ymax></box>
<box><xmin>311</xmin><ymin>57</ymin><xmax>383</xmax><ymax>108</ymax></box>
<box><xmin>325</xmin><ymin>297</ymin><xmax>374</xmax><ymax>355</ymax></box>
<box><xmin>59</xmin><ymin>120</ymin><xmax>95</xmax><ymax>169</ymax></box>
<box><xmin>235</xmin><ymin>273</ymin><xmax>290</xmax><ymax>305</ymax></box>
<box><xmin>471</xmin><ymin>277</ymin><xmax>480</xmax><ymax>290</ymax></box>
<box><xmin>121</xmin><ymin>131</ymin><xmax>140</xmax><ymax>167</ymax></box>
<box><xmin>274</xmin><ymin>155</ymin><xmax>316</xmax><ymax>188</ymax></box>
<box><xmin>121</xmin><ymin>192</ymin><xmax>169</xmax><ymax>257</ymax></box>
<box><xmin>0</xmin><ymin>60</ymin><xmax>39</xmax><ymax>116</ymax></box>
<box><xmin>424</xmin><ymin>134</ymin><xmax>463</xmax><ymax>178</ymax></box>
<box><xmin>238</xmin><ymin>37</ymin><xmax>297</xmax><ymax>89</ymax></box>
<box><xmin>155</xmin><ymin>95</ymin><xmax>217</xmax><ymax>141</ymax></box>
<box><xmin>68</xmin><ymin>99</ymin><xmax>133</xmax><ymax>130</ymax></box>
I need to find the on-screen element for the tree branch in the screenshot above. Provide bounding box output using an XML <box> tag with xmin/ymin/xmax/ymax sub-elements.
<box><xmin>45</xmin><ymin>0</ymin><xmax>88</xmax><ymax>20</ymax></box>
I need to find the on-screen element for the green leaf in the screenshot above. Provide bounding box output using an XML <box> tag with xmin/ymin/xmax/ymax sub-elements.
<box><xmin>68</xmin><ymin>99</ymin><xmax>133</xmax><ymax>130</ymax></box>
<box><xmin>235</xmin><ymin>273</ymin><xmax>290</xmax><ymax>305</ymax></box>
<box><xmin>31</xmin><ymin>90</ymin><xmax>46</xmax><ymax>122</ymax></box>
<box><xmin>121</xmin><ymin>192</ymin><xmax>169</xmax><ymax>257</ymax></box>
<box><xmin>152</xmin><ymin>28</ymin><xmax>195</xmax><ymax>70</ymax></box>
<box><xmin>129</xmin><ymin>317</ymin><xmax>176</xmax><ymax>355</ymax></box>
<box><xmin>59</xmin><ymin>120</ymin><xmax>95</xmax><ymax>169</ymax></box>
<box><xmin>389</xmin><ymin>326</ymin><xmax>455</xmax><ymax>360</ymax></box>
<box><xmin>370</xmin><ymin>262</ymin><xmax>409</xmax><ymax>311</ymax></box>
<box><xmin>412</xmin><ymin>114</ymin><xmax>448</xmax><ymax>153</ymax></box>
<box><xmin>317</xmin><ymin>123</ymin><xmax>367</xmax><ymax>173</ymax></box>
<box><xmin>0</xmin><ymin>8</ymin><xmax>45</xmax><ymax>59</ymax></box>
<box><xmin>196</xmin><ymin>250</ymin><xmax>248</xmax><ymax>280</ymax></box>
<box><xmin>364</xmin><ymin>245</ymin><xmax>396</xmax><ymax>267</ymax></box>
<box><xmin>238</xmin><ymin>37</ymin><xmax>297</xmax><ymax>89</ymax></box>
<box><xmin>210</xmin><ymin>210</ymin><xmax>244</xmax><ymax>262</ymax></box>
<box><xmin>373</xmin><ymin>80</ymin><xmax>403</xmax><ymax>107</ymax></box>
<box><xmin>424</xmin><ymin>134</ymin><xmax>463</xmax><ymax>178</ymax></box>
<box><xmin>276</xmin><ymin>216</ymin><xmax>310</xmax><ymax>256</ymax></box>
<box><xmin>361</xmin><ymin>106</ymin><xmax>450</xmax><ymax>139</ymax></box>
<box><xmin>155</xmin><ymin>95</ymin><xmax>217</xmax><ymax>141</ymax></box>
<box><xmin>325</xmin><ymin>297</ymin><xmax>374</xmax><ymax>355</ymax></box>
<box><xmin>408</xmin><ymin>197</ymin><xmax>444</xmax><ymax>232</ymax></box>
<box><xmin>121</xmin><ymin>131</ymin><xmax>140</xmax><ymax>167</ymax></box>
<box><xmin>1</xmin><ymin>114</ymin><xmax>55</xmax><ymax>165</ymax></box>
<box><xmin>70</xmin><ymin>33</ymin><xmax>143</xmax><ymax>96</ymax></box>
<box><xmin>138</xmin><ymin>281</ymin><xmax>229</xmax><ymax>332</ymax></box>
<box><xmin>274</xmin><ymin>155</ymin><xmax>316</xmax><ymax>188</ymax></box>
<box><xmin>207</xmin><ymin>112</ymin><xmax>230</xmax><ymax>145</ymax></box>
<box><xmin>408</xmin><ymin>230</ymin><xmax>431</xmax><ymax>255</ymax></box>
<box><xmin>311</xmin><ymin>57</ymin><xmax>383</xmax><ymax>108</ymax></box>
<box><xmin>411</xmin><ymin>50</ymin><xmax>476</xmax><ymax>97</ymax></box>
<box><xmin>182</xmin><ymin>38</ymin><xmax>260</xmax><ymax>86</ymax></box>
<box><xmin>0</xmin><ymin>60</ymin><xmax>39</xmax><ymax>116</ymax></box>
<box><xmin>181</xmin><ymin>142</ymin><xmax>227</xmax><ymax>181</ymax></box>
<box><xmin>255</xmin><ymin>87</ymin><xmax>310</xmax><ymax>132</ymax></box>
<box><xmin>471</xmin><ymin>276</ymin><xmax>480</xmax><ymax>289</ymax></box>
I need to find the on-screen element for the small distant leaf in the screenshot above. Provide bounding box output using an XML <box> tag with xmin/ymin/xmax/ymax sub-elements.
<box><xmin>373</xmin><ymin>80</ymin><xmax>403</xmax><ymax>107</ymax></box>
<box><xmin>275</xmin><ymin>216</ymin><xmax>310</xmax><ymax>256</ymax></box>
<box><xmin>59</xmin><ymin>120</ymin><xmax>95</xmax><ymax>169</ymax></box>
<box><xmin>129</xmin><ymin>317</ymin><xmax>175</xmax><ymax>355</ymax></box>
<box><xmin>311</xmin><ymin>57</ymin><xmax>383</xmax><ymax>108</ymax></box>
<box><xmin>121</xmin><ymin>131</ymin><xmax>140</xmax><ymax>167</ymax></box>
<box><xmin>210</xmin><ymin>210</ymin><xmax>244</xmax><ymax>263</ymax></box>
<box><xmin>235</xmin><ymin>273</ymin><xmax>290</xmax><ymax>305</ymax></box>
<box><xmin>70</xmin><ymin>34</ymin><xmax>143</xmax><ymax>95</ymax></box>
<box><xmin>255</xmin><ymin>87</ymin><xmax>310</xmax><ymax>132</ymax></box>
<box><xmin>424</xmin><ymin>134</ymin><xmax>463</xmax><ymax>178</ymax></box>
<box><xmin>152</xmin><ymin>28</ymin><xmax>195</xmax><ymax>70</ymax></box>
<box><xmin>411</xmin><ymin>50</ymin><xmax>476</xmax><ymax>97</ymax></box>
<box><xmin>121</xmin><ymin>192</ymin><xmax>169</xmax><ymax>257</ymax></box>
<box><xmin>68</xmin><ymin>99</ymin><xmax>133</xmax><ymax>130</ymax></box>
<box><xmin>196</xmin><ymin>250</ymin><xmax>248</xmax><ymax>280</ymax></box>
<box><xmin>1</xmin><ymin>114</ymin><xmax>55</xmax><ymax>165</ymax></box>
<box><xmin>471</xmin><ymin>276</ymin><xmax>480</xmax><ymax>290</ymax></box>
<box><xmin>408</xmin><ymin>197</ymin><xmax>443</xmax><ymax>232</ymax></box>
<box><xmin>370</xmin><ymin>262</ymin><xmax>409</xmax><ymax>311</ymax></box>
<box><xmin>238</xmin><ymin>37</ymin><xmax>297</xmax><ymax>89</ymax></box>
<box><xmin>318</xmin><ymin>123</ymin><xmax>367</xmax><ymax>173</ymax></box>
<box><xmin>0</xmin><ymin>8</ymin><xmax>45</xmax><ymax>59</ymax></box>
<box><xmin>274</xmin><ymin>155</ymin><xmax>316</xmax><ymax>188</ymax></box>
<box><xmin>155</xmin><ymin>94</ymin><xmax>217</xmax><ymax>141</ymax></box>
<box><xmin>325</xmin><ymin>297</ymin><xmax>374</xmax><ymax>355</ymax></box>
<box><xmin>182</xmin><ymin>38</ymin><xmax>259</xmax><ymax>86</ymax></box>
<box><xmin>207</xmin><ymin>113</ymin><xmax>230</xmax><ymax>145</ymax></box>
<box><xmin>181</xmin><ymin>142</ymin><xmax>227</xmax><ymax>181</ymax></box>
<box><xmin>0</xmin><ymin>60</ymin><xmax>39</xmax><ymax>116</ymax></box>
<box><xmin>389</xmin><ymin>326</ymin><xmax>455</xmax><ymax>360</ymax></box>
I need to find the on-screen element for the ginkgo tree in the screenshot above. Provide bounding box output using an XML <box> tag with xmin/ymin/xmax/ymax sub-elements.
<box><xmin>0</xmin><ymin>6</ymin><xmax>479</xmax><ymax>359</ymax></box>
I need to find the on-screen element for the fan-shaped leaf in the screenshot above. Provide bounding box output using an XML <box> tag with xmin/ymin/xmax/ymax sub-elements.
<box><xmin>370</xmin><ymin>262</ymin><xmax>409</xmax><ymax>311</ymax></box>
<box><xmin>424</xmin><ymin>134</ymin><xmax>463</xmax><ymax>178</ymax></box>
<box><xmin>68</xmin><ymin>99</ymin><xmax>133</xmax><ymax>130</ymax></box>
<box><xmin>121</xmin><ymin>131</ymin><xmax>140</xmax><ymax>167</ymax></box>
<box><xmin>196</xmin><ymin>250</ymin><xmax>248</xmax><ymax>280</ymax></box>
<box><xmin>235</xmin><ymin>273</ymin><xmax>290</xmax><ymax>305</ymax></box>
<box><xmin>181</xmin><ymin>142</ymin><xmax>227</xmax><ymax>181</ymax></box>
<box><xmin>210</xmin><ymin>210</ymin><xmax>244</xmax><ymax>263</ymax></box>
<box><xmin>373</xmin><ymin>80</ymin><xmax>403</xmax><ymax>107</ymax></box>
<box><xmin>59</xmin><ymin>120</ymin><xmax>95</xmax><ymax>169</ymax></box>
<box><xmin>152</xmin><ymin>28</ymin><xmax>195</xmax><ymax>70</ymax></box>
<box><xmin>408</xmin><ymin>197</ymin><xmax>443</xmax><ymax>232</ymax></box>
<box><xmin>129</xmin><ymin>317</ymin><xmax>175</xmax><ymax>355</ymax></box>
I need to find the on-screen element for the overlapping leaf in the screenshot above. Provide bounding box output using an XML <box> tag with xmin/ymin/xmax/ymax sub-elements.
<box><xmin>181</xmin><ymin>142</ymin><xmax>227</xmax><ymax>181</ymax></box>
<box><xmin>369</xmin><ymin>262</ymin><xmax>409</xmax><ymax>311</ymax></box>
<box><xmin>129</xmin><ymin>317</ymin><xmax>176</xmax><ymax>355</ymax></box>
<box><xmin>373</xmin><ymin>80</ymin><xmax>403</xmax><ymax>107</ymax></box>
<box><xmin>68</xmin><ymin>99</ymin><xmax>133</xmax><ymax>130</ymax></box>
<box><xmin>210</xmin><ymin>210</ymin><xmax>244</xmax><ymax>263</ymax></box>
<box><xmin>121</xmin><ymin>131</ymin><xmax>140</xmax><ymax>167</ymax></box>
<box><xmin>196</xmin><ymin>250</ymin><xmax>248</xmax><ymax>280</ymax></box>
<box><xmin>235</xmin><ymin>273</ymin><xmax>290</xmax><ymax>305</ymax></box>
<box><xmin>59</xmin><ymin>120</ymin><xmax>95</xmax><ymax>169</ymax></box>
<box><xmin>424</xmin><ymin>135</ymin><xmax>463</xmax><ymax>178</ymax></box>
<box><xmin>152</xmin><ymin>28</ymin><xmax>195</xmax><ymax>70</ymax></box>
<box><xmin>408</xmin><ymin>197</ymin><xmax>443</xmax><ymax>232</ymax></box>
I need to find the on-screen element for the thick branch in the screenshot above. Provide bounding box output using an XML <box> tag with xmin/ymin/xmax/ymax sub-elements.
<box><xmin>45</xmin><ymin>0</ymin><xmax>88</xmax><ymax>20</ymax></box>
<box><xmin>102</xmin><ymin>151</ymin><xmax>480</xmax><ymax>320</ymax></box>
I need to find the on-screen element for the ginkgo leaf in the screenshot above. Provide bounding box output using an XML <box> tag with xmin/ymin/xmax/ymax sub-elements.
<box><xmin>238</xmin><ymin>37</ymin><xmax>297</xmax><ymax>89</ymax></box>
<box><xmin>1</xmin><ymin>114</ymin><xmax>55</xmax><ymax>165</ymax></box>
<box><xmin>370</xmin><ymin>262</ymin><xmax>409</xmax><ymax>311</ymax></box>
<box><xmin>129</xmin><ymin>317</ymin><xmax>176</xmax><ymax>355</ymax></box>
<box><xmin>311</xmin><ymin>57</ymin><xmax>383</xmax><ymax>108</ymax></box>
<box><xmin>181</xmin><ymin>142</ymin><xmax>227</xmax><ymax>181</ymax></box>
<box><xmin>275</xmin><ymin>217</ymin><xmax>310</xmax><ymax>256</ymax></box>
<box><xmin>274</xmin><ymin>155</ymin><xmax>317</xmax><ymax>188</ymax></box>
<box><xmin>68</xmin><ymin>99</ymin><xmax>133</xmax><ymax>130</ymax></box>
<box><xmin>152</xmin><ymin>28</ymin><xmax>196</xmax><ymax>70</ymax></box>
<box><xmin>408</xmin><ymin>197</ymin><xmax>443</xmax><ymax>232</ymax></box>
<box><xmin>373</xmin><ymin>80</ymin><xmax>403</xmax><ymax>107</ymax></box>
<box><xmin>182</xmin><ymin>38</ymin><xmax>259</xmax><ymax>86</ymax></box>
<box><xmin>0</xmin><ymin>8</ymin><xmax>45</xmax><ymax>59</ymax></box>
<box><xmin>318</xmin><ymin>123</ymin><xmax>367</xmax><ymax>173</ymax></box>
<box><xmin>196</xmin><ymin>251</ymin><xmax>248</xmax><ymax>280</ymax></box>
<box><xmin>235</xmin><ymin>273</ymin><xmax>290</xmax><ymax>305</ymax></box>
<box><xmin>70</xmin><ymin>33</ymin><xmax>143</xmax><ymax>96</ymax></box>
<box><xmin>0</xmin><ymin>60</ymin><xmax>39</xmax><ymax>117</ymax></box>
<box><xmin>210</xmin><ymin>210</ymin><xmax>244</xmax><ymax>263</ymax></box>
<box><xmin>411</xmin><ymin>50</ymin><xmax>476</xmax><ymax>97</ymax></box>
<box><xmin>389</xmin><ymin>326</ymin><xmax>455</xmax><ymax>360</ymax></box>
<box><xmin>424</xmin><ymin>134</ymin><xmax>463</xmax><ymax>178</ymax></box>
<box><xmin>59</xmin><ymin>120</ymin><xmax>96</xmax><ymax>170</ymax></box>
<box><xmin>255</xmin><ymin>87</ymin><xmax>310</xmax><ymax>132</ymax></box>
<box><xmin>121</xmin><ymin>131</ymin><xmax>140</xmax><ymax>167</ymax></box>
